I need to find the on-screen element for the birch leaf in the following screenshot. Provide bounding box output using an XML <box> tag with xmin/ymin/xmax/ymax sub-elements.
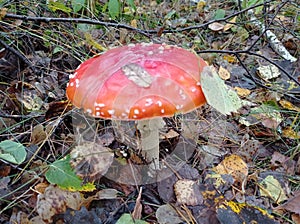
<box><xmin>201</xmin><ymin>66</ymin><xmax>242</xmax><ymax>115</ymax></box>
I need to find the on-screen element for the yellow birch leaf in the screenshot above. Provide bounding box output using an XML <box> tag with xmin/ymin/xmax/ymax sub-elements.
<box><xmin>223</xmin><ymin>16</ymin><xmax>237</xmax><ymax>31</ymax></box>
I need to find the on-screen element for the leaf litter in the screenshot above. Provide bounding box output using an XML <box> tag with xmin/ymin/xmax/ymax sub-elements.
<box><xmin>0</xmin><ymin>0</ymin><xmax>299</xmax><ymax>223</ymax></box>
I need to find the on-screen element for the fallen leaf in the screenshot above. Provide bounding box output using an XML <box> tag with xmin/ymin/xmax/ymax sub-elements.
<box><xmin>132</xmin><ymin>187</ymin><xmax>143</xmax><ymax>220</ymax></box>
<box><xmin>217</xmin><ymin>200</ymin><xmax>276</xmax><ymax>224</ymax></box>
<box><xmin>156</xmin><ymin>204</ymin><xmax>183</xmax><ymax>224</ymax></box>
<box><xmin>257</xmin><ymin>64</ymin><xmax>280</xmax><ymax>81</ymax></box>
<box><xmin>275</xmin><ymin>191</ymin><xmax>300</xmax><ymax>215</ymax></box>
<box><xmin>70</xmin><ymin>141</ymin><xmax>114</xmax><ymax>182</ymax></box>
<box><xmin>201</xmin><ymin>66</ymin><xmax>242</xmax><ymax>115</ymax></box>
<box><xmin>31</xmin><ymin>124</ymin><xmax>47</xmax><ymax>145</ymax></box>
<box><xmin>279</xmin><ymin>99</ymin><xmax>300</xmax><ymax>112</ymax></box>
<box><xmin>223</xmin><ymin>16</ymin><xmax>237</xmax><ymax>31</ymax></box>
<box><xmin>174</xmin><ymin>179</ymin><xmax>203</xmax><ymax>206</ymax></box>
<box><xmin>234</xmin><ymin>87</ymin><xmax>251</xmax><ymax>97</ymax></box>
<box><xmin>282</xmin><ymin>127</ymin><xmax>300</xmax><ymax>140</ymax></box>
<box><xmin>212</xmin><ymin>154</ymin><xmax>248</xmax><ymax>187</ymax></box>
<box><xmin>116</xmin><ymin>213</ymin><xmax>148</xmax><ymax>224</ymax></box>
<box><xmin>36</xmin><ymin>185</ymin><xmax>82</xmax><ymax>222</ymax></box>
<box><xmin>259</xmin><ymin>175</ymin><xmax>288</xmax><ymax>203</ymax></box>
<box><xmin>218</xmin><ymin>66</ymin><xmax>230</xmax><ymax>80</ymax></box>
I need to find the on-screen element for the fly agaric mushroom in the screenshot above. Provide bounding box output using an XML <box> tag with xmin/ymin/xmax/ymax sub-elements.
<box><xmin>66</xmin><ymin>43</ymin><xmax>207</xmax><ymax>170</ymax></box>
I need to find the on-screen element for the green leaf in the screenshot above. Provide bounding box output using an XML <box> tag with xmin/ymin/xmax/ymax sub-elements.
<box><xmin>126</xmin><ymin>0</ymin><xmax>136</xmax><ymax>11</ymax></box>
<box><xmin>116</xmin><ymin>213</ymin><xmax>148</xmax><ymax>224</ymax></box>
<box><xmin>45</xmin><ymin>155</ymin><xmax>95</xmax><ymax>192</ymax></box>
<box><xmin>201</xmin><ymin>66</ymin><xmax>242</xmax><ymax>115</ymax></box>
<box><xmin>214</xmin><ymin>9</ymin><xmax>225</xmax><ymax>19</ymax></box>
<box><xmin>0</xmin><ymin>140</ymin><xmax>26</xmax><ymax>164</ymax></box>
<box><xmin>47</xmin><ymin>0</ymin><xmax>72</xmax><ymax>14</ymax></box>
<box><xmin>108</xmin><ymin>0</ymin><xmax>120</xmax><ymax>19</ymax></box>
<box><xmin>71</xmin><ymin>0</ymin><xmax>85</xmax><ymax>13</ymax></box>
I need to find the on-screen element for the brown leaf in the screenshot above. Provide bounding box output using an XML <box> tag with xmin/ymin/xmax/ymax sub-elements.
<box><xmin>174</xmin><ymin>179</ymin><xmax>203</xmax><ymax>206</ymax></box>
<box><xmin>36</xmin><ymin>185</ymin><xmax>82</xmax><ymax>222</ymax></box>
<box><xmin>31</xmin><ymin>124</ymin><xmax>47</xmax><ymax>145</ymax></box>
<box><xmin>132</xmin><ymin>187</ymin><xmax>143</xmax><ymax>220</ymax></box>
<box><xmin>70</xmin><ymin>142</ymin><xmax>114</xmax><ymax>182</ymax></box>
<box><xmin>276</xmin><ymin>191</ymin><xmax>300</xmax><ymax>215</ymax></box>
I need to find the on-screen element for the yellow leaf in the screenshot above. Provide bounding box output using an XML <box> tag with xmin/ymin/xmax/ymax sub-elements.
<box><xmin>223</xmin><ymin>54</ymin><xmax>236</xmax><ymax>63</ymax></box>
<box><xmin>279</xmin><ymin>99</ymin><xmax>300</xmax><ymax>112</ymax></box>
<box><xmin>131</xmin><ymin>19</ymin><xmax>137</xmax><ymax>28</ymax></box>
<box><xmin>213</xmin><ymin>154</ymin><xmax>248</xmax><ymax>185</ymax></box>
<box><xmin>218</xmin><ymin>66</ymin><xmax>230</xmax><ymax>80</ymax></box>
<box><xmin>84</xmin><ymin>33</ymin><xmax>107</xmax><ymax>51</ymax></box>
<box><xmin>223</xmin><ymin>16</ymin><xmax>237</xmax><ymax>31</ymax></box>
<box><xmin>234</xmin><ymin>87</ymin><xmax>251</xmax><ymax>97</ymax></box>
<box><xmin>282</xmin><ymin>127</ymin><xmax>300</xmax><ymax>139</ymax></box>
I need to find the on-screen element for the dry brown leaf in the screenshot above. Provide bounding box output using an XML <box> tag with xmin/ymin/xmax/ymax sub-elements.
<box><xmin>218</xmin><ymin>66</ymin><xmax>230</xmax><ymax>80</ymax></box>
<box><xmin>234</xmin><ymin>87</ymin><xmax>251</xmax><ymax>97</ymax></box>
<box><xmin>31</xmin><ymin>124</ymin><xmax>47</xmax><ymax>145</ymax></box>
<box><xmin>70</xmin><ymin>142</ymin><xmax>114</xmax><ymax>182</ymax></box>
<box><xmin>132</xmin><ymin>187</ymin><xmax>143</xmax><ymax>220</ymax></box>
<box><xmin>36</xmin><ymin>185</ymin><xmax>82</xmax><ymax>222</ymax></box>
<box><xmin>213</xmin><ymin>154</ymin><xmax>248</xmax><ymax>187</ymax></box>
<box><xmin>174</xmin><ymin>179</ymin><xmax>203</xmax><ymax>206</ymax></box>
<box><xmin>275</xmin><ymin>192</ymin><xmax>300</xmax><ymax>215</ymax></box>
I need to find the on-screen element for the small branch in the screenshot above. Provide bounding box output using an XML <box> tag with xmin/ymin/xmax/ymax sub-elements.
<box><xmin>3</xmin><ymin>0</ymin><xmax>274</xmax><ymax>35</ymax></box>
<box><xmin>0</xmin><ymin>39</ymin><xmax>32</xmax><ymax>67</ymax></box>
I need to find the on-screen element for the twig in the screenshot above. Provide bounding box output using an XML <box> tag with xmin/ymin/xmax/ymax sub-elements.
<box><xmin>2</xmin><ymin>0</ymin><xmax>275</xmax><ymax>35</ymax></box>
<box><xmin>0</xmin><ymin>38</ymin><xmax>32</xmax><ymax>67</ymax></box>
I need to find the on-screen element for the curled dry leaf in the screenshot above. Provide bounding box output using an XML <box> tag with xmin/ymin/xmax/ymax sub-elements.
<box><xmin>70</xmin><ymin>142</ymin><xmax>114</xmax><ymax>182</ymax></box>
<box><xmin>174</xmin><ymin>179</ymin><xmax>203</xmax><ymax>206</ymax></box>
<box><xmin>36</xmin><ymin>185</ymin><xmax>82</xmax><ymax>222</ymax></box>
<box><xmin>212</xmin><ymin>154</ymin><xmax>248</xmax><ymax>188</ymax></box>
<box><xmin>275</xmin><ymin>191</ymin><xmax>300</xmax><ymax>215</ymax></box>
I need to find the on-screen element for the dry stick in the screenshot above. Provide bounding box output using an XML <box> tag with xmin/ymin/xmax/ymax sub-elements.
<box><xmin>0</xmin><ymin>38</ymin><xmax>32</xmax><ymax>67</ymax></box>
<box><xmin>3</xmin><ymin>0</ymin><xmax>275</xmax><ymax>35</ymax></box>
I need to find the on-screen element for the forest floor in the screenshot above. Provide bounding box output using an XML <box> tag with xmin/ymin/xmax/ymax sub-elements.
<box><xmin>0</xmin><ymin>0</ymin><xmax>299</xmax><ymax>223</ymax></box>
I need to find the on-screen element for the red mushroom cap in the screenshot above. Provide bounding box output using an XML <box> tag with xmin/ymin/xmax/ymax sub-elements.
<box><xmin>66</xmin><ymin>43</ymin><xmax>207</xmax><ymax>120</ymax></box>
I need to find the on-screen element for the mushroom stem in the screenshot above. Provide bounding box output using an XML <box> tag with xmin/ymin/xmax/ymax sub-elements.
<box><xmin>137</xmin><ymin>117</ymin><xmax>165</xmax><ymax>170</ymax></box>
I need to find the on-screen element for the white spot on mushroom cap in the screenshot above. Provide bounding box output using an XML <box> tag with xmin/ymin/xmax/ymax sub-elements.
<box><xmin>96</xmin><ymin>112</ymin><xmax>100</xmax><ymax>116</ymax></box>
<box><xmin>148</xmin><ymin>51</ymin><xmax>154</xmax><ymax>55</ymax></box>
<box><xmin>134</xmin><ymin>109</ymin><xmax>139</xmax><ymax>114</ymax></box>
<box><xmin>94</xmin><ymin>102</ymin><xmax>105</xmax><ymax>107</ymax></box>
<box><xmin>100</xmin><ymin>112</ymin><xmax>105</xmax><ymax>115</ymax></box>
<box><xmin>196</xmin><ymin>82</ymin><xmax>201</xmax><ymax>86</ymax></box>
<box><xmin>70</xmin><ymin>82</ymin><xmax>74</xmax><ymax>87</ymax></box>
<box><xmin>108</xmin><ymin>109</ymin><xmax>115</xmax><ymax>115</ymax></box>
<box><xmin>191</xmin><ymin>87</ymin><xmax>197</xmax><ymax>92</ymax></box>
<box><xmin>86</xmin><ymin>109</ymin><xmax>92</xmax><ymax>114</ymax></box>
<box><xmin>128</xmin><ymin>43</ymin><xmax>135</xmax><ymax>47</ymax></box>
<box><xmin>176</xmin><ymin>105</ymin><xmax>184</xmax><ymax>110</ymax></box>
<box><xmin>156</xmin><ymin>101</ymin><xmax>162</xmax><ymax>107</ymax></box>
<box><xmin>161</xmin><ymin>109</ymin><xmax>165</xmax><ymax>114</ymax></box>
<box><xmin>66</xmin><ymin>83</ymin><xmax>69</xmax><ymax>87</ymax></box>
<box><xmin>76</xmin><ymin>83</ymin><xmax>79</xmax><ymax>88</ymax></box>
<box><xmin>145</xmin><ymin>98</ymin><xmax>153</xmax><ymax>106</ymax></box>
